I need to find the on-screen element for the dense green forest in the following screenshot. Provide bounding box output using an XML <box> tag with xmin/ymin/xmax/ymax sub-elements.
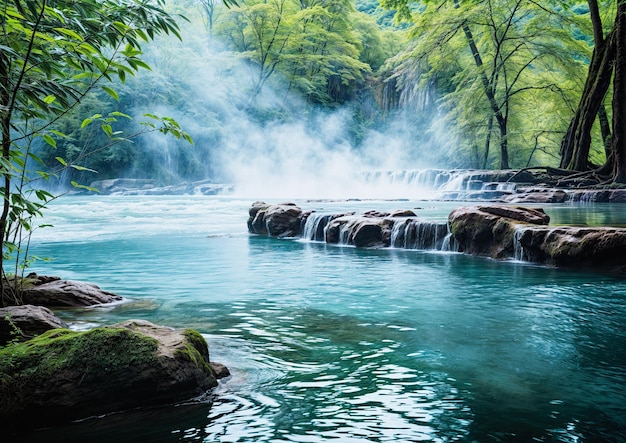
<box><xmin>7</xmin><ymin>0</ymin><xmax>621</xmax><ymax>189</ymax></box>
<box><xmin>1</xmin><ymin>0</ymin><xmax>625</xmax><ymax>297</ymax></box>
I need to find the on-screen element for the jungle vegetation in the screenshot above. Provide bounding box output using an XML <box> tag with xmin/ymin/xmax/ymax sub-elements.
<box><xmin>10</xmin><ymin>1</ymin><xmax>624</xmax><ymax>184</ymax></box>
<box><xmin>2</xmin><ymin>0</ymin><xmax>626</xmax><ymax>299</ymax></box>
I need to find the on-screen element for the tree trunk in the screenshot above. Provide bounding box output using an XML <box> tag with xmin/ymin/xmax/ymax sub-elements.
<box><xmin>453</xmin><ymin>0</ymin><xmax>509</xmax><ymax>169</ymax></box>
<box><xmin>611</xmin><ymin>1</ymin><xmax>626</xmax><ymax>183</ymax></box>
<box><xmin>498</xmin><ymin>120</ymin><xmax>509</xmax><ymax>169</ymax></box>
<box><xmin>598</xmin><ymin>104</ymin><xmax>612</xmax><ymax>155</ymax></box>
<box><xmin>482</xmin><ymin>114</ymin><xmax>493</xmax><ymax>169</ymax></box>
<box><xmin>559</xmin><ymin>1</ymin><xmax>616</xmax><ymax>171</ymax></box>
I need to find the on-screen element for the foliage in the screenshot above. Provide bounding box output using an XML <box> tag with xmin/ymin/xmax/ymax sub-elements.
<box><xmin>0</xmin><ymin>0</ymin><xmax>191</xmax><ymax>303</ymax></box>
<box><xmin>215</xmin><ymin>0</ymin><xmax>379</xmax><ymax>106</ymax></box>
<box><xmin>380</xmin><ymin>0</ymin><xmax>592</xmax><ymax>169</ymax></box>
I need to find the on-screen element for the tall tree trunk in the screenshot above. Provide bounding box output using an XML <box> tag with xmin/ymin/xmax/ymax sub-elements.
<box><xmin>611</xmin><ymin>1</ymin><xmax>626</xmax><ymax>183</ymax></box>
<box><xmin>499</xmin><ymin>119</ymin><xmax>509</xmax><ymax>169</ymax></box>
<box><xmin>598</xmin><ymin>103</ymin><xmax>612</xmax><ymax>155</ymax></box>
<box><xmin>560</xmin><ymin>0</ymin><xmax>616</xmax><ymax>171</ymax></box>
<box><xmin>482</xmin><ymin>114</ymin><xmax>494</xmax><ymax>169</ymax></box>
<box><xmin>454</xmin><ymin>0</ymin><xmax>509</xmax><ymax>169</ymax></box>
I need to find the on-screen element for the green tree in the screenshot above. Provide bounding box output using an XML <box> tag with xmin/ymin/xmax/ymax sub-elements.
<box><xmin>216</xmin><ymin>0</ymin><xmax>371</xmax><ymax>107</ymax></box>
<box><xmin>381</xmin><ymin>0</ymin><xmax>587</xmax><ymax>169</ymax></box>
<box><xmin>0</xmin><ymin>0</ymin><xmax>200</xmax><ymax>304</ymax></box>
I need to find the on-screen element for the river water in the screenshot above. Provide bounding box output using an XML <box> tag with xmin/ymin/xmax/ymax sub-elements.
<box><xmin>21</xmin><ymin>195</ymin><xmax>626</xmax><ymax>443</ymax></box>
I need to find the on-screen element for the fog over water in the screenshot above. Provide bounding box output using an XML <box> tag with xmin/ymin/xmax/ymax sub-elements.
<box><xmin>131</xmin><ymin>22</ymin><xmax>453</xmax><ymax>201</ymax></box>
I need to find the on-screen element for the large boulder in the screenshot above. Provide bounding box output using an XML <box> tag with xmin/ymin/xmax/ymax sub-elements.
<box><xmin>0</xmin><ymin>304</ymin><xmax>68</xmax><ymax>345</ymax></box>
<box><xmin>248</xmin><ymin>202</ymin><xmax>304</xmax><ymax>237</ymax></box>
<box><xmin>0</xmin><ymin>320</ymin><xmax>228</xmax><ymax>431</ymax></box>
<box><xmin>448</xmin><ymin>206</ymin><xmax>549</xmax><ymax>259</ymax></box>
<box><xmin>325</xmin><ymin>215</ymin><xmax>388</xmax><ymax>247</ymax></box>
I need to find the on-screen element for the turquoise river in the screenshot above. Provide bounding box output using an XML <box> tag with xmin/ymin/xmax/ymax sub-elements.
<box><xmin>18</xmin><ymin>195</ymin><xmax>626</xmax><ymax>443</ymax></box>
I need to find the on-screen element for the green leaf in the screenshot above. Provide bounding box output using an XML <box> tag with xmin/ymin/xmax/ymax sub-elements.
<box><xmin>55</xmin><ymin>157</ymin><xmax>68</xmax><ymax>166</ymax></box>
<box><xmin>53</xmin><ymin>27</ymin><xmax>84</xmax><ymax>41</ymax></box>
<box><xmin>71</xmin><ymin>181</ymin><xmax>100</xmax><ymax>192</ymax></box>
<box><xmin>110</xmin><ymin>111</ymin><xmax>132</xmax><ymax>119</ymax></box>
<box><xmin>69</xmin><ymin>164</ymin><xmax>98</xmax><ymax>173</ymax></box>
<box><xmin>43</xmin><ymin>134</ymin><xmax>57</xmax><ymax>148</ymax></box>
<box><xmin>101</xmin><ymin>86</ymin><xmax>119</xmax><ymax>101</ymax></box>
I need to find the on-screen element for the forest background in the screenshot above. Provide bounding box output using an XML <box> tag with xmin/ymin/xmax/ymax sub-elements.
<box><xmin>20</xmin><ymin>0</ymin><xmax>626</xmax><ymax>189</ymax></box>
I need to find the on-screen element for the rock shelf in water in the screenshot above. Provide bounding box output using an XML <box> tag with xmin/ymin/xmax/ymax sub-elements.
<box><xmin>248</xmin><ymin>202</ymin><xmax>626</xmax><ymax>270</ymax></box>
<box><xmin>0</xmin><ymin>275</ymin><xmax>229</xmax><ymax>431</ymax></box>
<box><xmin>0</xmin><ymin>320</ymin><xmax>228</xmax><ymax>431</ymax></box>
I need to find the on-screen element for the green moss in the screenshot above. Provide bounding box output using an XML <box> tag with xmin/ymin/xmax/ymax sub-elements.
<box><xmin>175</xmin><ymin>329</ymin><xmax>211</xmax><ymax>372</ymax></box>
<box><xmin>0</xmin><ymin>327</ymin><xmax>159</xmax><ymax>383</ymax></box>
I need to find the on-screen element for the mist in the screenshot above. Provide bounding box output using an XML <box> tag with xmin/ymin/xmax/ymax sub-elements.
<box><xmin>127</xmin><ymin>12</ymin><xmax>456</xmax><ymax>201</ymax></box>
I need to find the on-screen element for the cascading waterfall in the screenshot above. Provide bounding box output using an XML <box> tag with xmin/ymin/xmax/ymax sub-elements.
<box><xmin>359</xmin><ymin>169</ymin><xmax>525</xmax><ymax>200</ymax></box>
<box><xmin>301</xmin><ymin>213</ymin><xmax>334</xmax><ymax>242</ymax></box>
<box><xmin>513</xmin><ymin>226</ymin><xmax>527</xmax><ymax>261</ymax></box>
<box><xmin>301</xmin><ymin>212</ymin><xmax>460</xmax><ymax>252</ymax></box>
<box><xmin>390</xmin><ymin>219</ymin><xmax>452</xmax><ymax>251</ymax></box>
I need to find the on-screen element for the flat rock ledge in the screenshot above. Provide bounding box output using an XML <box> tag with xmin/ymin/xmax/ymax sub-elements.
<box><xmin>17</xmin><ymin>273</ymin><xmax>124</xmax><ymax>307</ymax></box>
<box><xmin>248</xmin><ymin>202</ymin><xmax>626</xmax><ymax>270</ymax></box>
<box><xmin>449</xmin><ymin>205</ymin><xmax>626</xmax><ymax>269</ymax></box>
<box><xmin>0</xmin><ymin>319</ymin><xmax>229</xmax><ymax>431</ymax></box>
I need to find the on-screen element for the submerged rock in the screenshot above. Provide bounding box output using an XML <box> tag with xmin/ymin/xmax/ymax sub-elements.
<box><xmin>0</xmin><ymin>319</ymin><xmax>228</xmax><ymax>430</ymax></box>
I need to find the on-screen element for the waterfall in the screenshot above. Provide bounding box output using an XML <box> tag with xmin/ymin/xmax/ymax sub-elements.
<box><xmin>301</xmin><ymin>211</ymin><xmax>461</xmax><ymax>252</ymax></box>
<box><xmin>513</xmin><ymin>226</ymin><xmax>526</xmax><ymax>261</ymax></box>
<box><xmin>358</xmin><ymin>169</ymin><xmax>529</xmax><ymax>201</ymax></box>
<box><xmin>390</xmin><ymin>218</ymin><xmax>458</xmax><ymax>251</ymax></box>
<box><xmin>301</xmin><ymin>213</ymin><xmax>333</xmax><ymax>242</ymax></box>
<box><xmin>441</xmin><ymin>232</ymin><xmax>459</xmax><ymax>252</ymax></box>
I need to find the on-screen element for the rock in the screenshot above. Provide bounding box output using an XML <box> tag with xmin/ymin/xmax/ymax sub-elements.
<box><xmin>0</xmin><ymin>320</ymin><xmax>225</xmax><ymax>430</ymax></box>
<box><xmin>19</xmin><ymin>277</ymin><xmax>123</xmax><ymax>307</ymax></box>
<box><xmin>248</xmin><ymin>202</ymin><xmax>304</xmax><ymax>238</ymax></box>
<box><xmin>609</xmin><ymin>189</ymin><xmax>626</xmax><ymax>202</ymax></box>
<box><xmin>89</xmin><ymin>178</ymin><xmax>158</xmax><ymax>194</ymax></box>
<box><xmin>502</xmin><ymin>189</ymin><xmax>568</xmax><ymax>203</ymax></box>
<box><xmin>449</xmin><ymin>205</ymin><xmax>626</xmax><ymax>269</ymax></box>
<box><xmin>448</xmin><ymin>206</ymin><xmax>549</xmax><ymax>259</ymax></box>
<box><xmin>477</xmin><ymin>205</ymin><xmax>550</xmax><ymax>225</ymax></box>
<box><xmin>0</xmin><ymin>305</ymin><xmax>68</xmax><ymax>345</ymax></box>
<box><xmin>352</xmin><ymin>220</ymin><xmax>385</xmax><ymax>247</ymax></box>
<box><xmin>390</xmin><ymin>209</ymin><xmax>418</xmax><ymax>217</ymax></box>
<box><xmin>210</xmin><ymin>361</ymin><xmax>231</xmax><ymax>379</ymax></box>
<box><xmin>516</xmin><ymin>226</ymin><xmax>626</xmax><ymax>268</ymax></box>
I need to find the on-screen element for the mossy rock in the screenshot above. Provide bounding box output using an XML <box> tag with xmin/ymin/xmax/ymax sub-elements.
<box><xmin>0</xmin><ymin>320</ymin><xmax>219</xmax><ymax>430</ymax></box>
